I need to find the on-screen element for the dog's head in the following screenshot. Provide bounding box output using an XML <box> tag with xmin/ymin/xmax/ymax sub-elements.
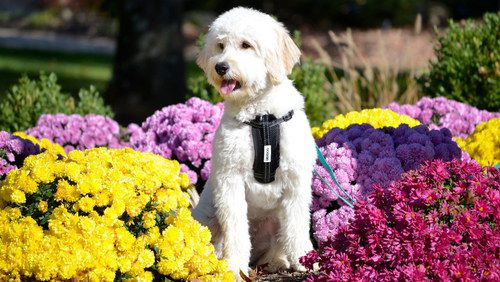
<box><xmin>197</xmin><ymin>7</ymin><xmax>301</xmax><ymax>102</ymax></box>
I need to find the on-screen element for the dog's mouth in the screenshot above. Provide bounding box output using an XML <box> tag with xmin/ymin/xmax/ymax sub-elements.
<box><xmin>220</xmin><ymin>79</ymin><xmax>241</xmax><ymax>96</ymax></box>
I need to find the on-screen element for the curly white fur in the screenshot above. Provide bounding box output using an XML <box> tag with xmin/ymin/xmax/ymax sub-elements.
<box><xmin>192</xmin><ymin>7</ymin><xmax>316</xmax><ymax>279</ymax></box>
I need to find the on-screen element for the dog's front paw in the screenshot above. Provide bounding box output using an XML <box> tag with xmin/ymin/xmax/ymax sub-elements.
<box><xmin>286</xmin><ymin>245</ymin><xmax>312</xmax><ymax>272</ymax></box>
<box><xmin>227</xmin><ymin>261</ymin><xmax>249</xmax><ymax>282</ymax></box>
<box><xmin>257</xmin><ymin>250</ymin><xmax>290</xmax><ymax>272</ymax></box>
<box><xmin>289</xmin><ymin>260</ymin><xmax>307</xmax><ymax>272</ymax></box>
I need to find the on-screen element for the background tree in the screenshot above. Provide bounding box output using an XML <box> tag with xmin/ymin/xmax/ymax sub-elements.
<box><xmin>108</xmin><ymin>0</ymin><xmax>185</xmax><ymax>124</ymax></box>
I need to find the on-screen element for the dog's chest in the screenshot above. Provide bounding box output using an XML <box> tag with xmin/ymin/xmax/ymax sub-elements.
<box><xmin>245</xmin><ymin>180</ymin><xmax>284</xmax><ymax>212</ymax></box>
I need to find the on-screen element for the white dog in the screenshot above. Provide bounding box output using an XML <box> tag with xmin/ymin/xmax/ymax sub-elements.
<box><xmin>192</xmin><ymin>7</ymin><xmax>316</xmax><ymax>278</ymax></box>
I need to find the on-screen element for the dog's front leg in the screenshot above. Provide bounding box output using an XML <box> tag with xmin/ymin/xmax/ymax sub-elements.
<box><xmin>212</xmin><ymin>174</ymin><xmax>251</xmax><ymax>277</ymax></box>
<box><xmin>277</xmin><ymin>176</ymin><xmax>313</xmax><ymax>271</ymax></box>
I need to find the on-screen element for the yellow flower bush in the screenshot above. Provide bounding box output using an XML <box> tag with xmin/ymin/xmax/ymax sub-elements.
<box><xmin>455</xmin><ymin>118</ymin><xmax>499</xmax><ymax>166</ymax></box>
<box><xmin>0</xmin><ymin>147</ymin><xmax>233</xmax><ymax>281</ymax></box>
<box><xmin>13</xmin><ymin>131</ymin><xmax>66</xmax><ymax>156</ymax></box>
<box><xmin>312</xmin><ymin>109</ymin><xmax>421</xmax><ymax>139</ymax></box>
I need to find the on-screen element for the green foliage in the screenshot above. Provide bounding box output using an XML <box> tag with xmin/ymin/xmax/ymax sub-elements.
<box><xmin>0</xmin><ymin>72</ymin><xmax>114</xmax><ymax>132</ymax></box>
<box><xmin>75</xmin><ymin>85</ymin><xmax>113</xmax><ymax>116</ymax></box>
<box><xmin>291</xmin><ymin>59</ymin><xmax>333</xmax><ymax>126</ymax></box>
<box><xmin>418</xmin><ymin>13</ymin><xmax>500</xmax><ymax>111</ymax></box>
<box><xmin>187</xmin><ymin>74</ymin><xmax>222</xmax><ymax>103</ymax></box>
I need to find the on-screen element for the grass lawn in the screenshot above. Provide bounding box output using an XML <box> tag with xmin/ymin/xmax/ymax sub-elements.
<box><xmin>0</xmin><ymin>47</ymin><xmax>113</xmax><ymax>97</ymax></box>
<box><xmin>0</xmin><ymin>46</ymin><xmax>203</xmax><ymax>100</ymax></box>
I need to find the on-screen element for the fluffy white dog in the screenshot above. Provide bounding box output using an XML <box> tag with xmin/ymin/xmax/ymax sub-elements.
<box><xmin>192</xmin><ymin>7</ymin><xmax>316</xmax><ymax>278</ymax></box>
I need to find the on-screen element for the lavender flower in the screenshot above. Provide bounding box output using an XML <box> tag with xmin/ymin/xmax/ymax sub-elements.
<box><xmin>128</xmin><ymin>97</ymin><xmax>224</xmax><ymax>185</ymax></box>
<box><xmin>312</xmin><ymin>124</ymin><xmax>462</xmax><ymax>244</ymax></box>
<box><xmin>26</xmin><ymin>114</ymin><xmax>131</xmax><ymax>153</ymax></box>
<box><xmin>0</xmin><ymin>131</ymin><xmax>41</xmax><ymax>179</ymax></box>
<box><xmin>385</xmin><ymin>96</ymin><xmax>500</xmax><ymax>138</ymax></box>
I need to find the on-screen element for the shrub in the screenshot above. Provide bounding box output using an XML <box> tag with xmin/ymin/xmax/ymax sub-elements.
<box><xmin>187</xmin><ymin>74</ymin><xmax>222</xmax><ymax>104</ymax></box>
<box><xmin>455</xmin><ymin>118</ymin><xmax>499</xmax><ymax>166</ymax></box>
<box><xmin>386</xmin><ymin>96</ymin><xmax>500</xmax><ymax>138</ymax></box>
<box><xmin>312</xmin><ymin>123</ymin><xmax>462</xmax><ymax>243</ymax></box>
<box><xmin>302</xmin><ymin>159</ymin><xmax>500</xmax><ymax>281</ymax></box>
<box><xmin>418</xmin><ymin>13</ymin><xmax>500</xmax><ymax>111</ymax></box>
<box><xmin>290</xmin><ymin>59</ymin><xmax>334</xmax><ymax>127</ymax></box>
<box><xmin>0</xmin><ymin>148</ymin><xmax>233</xmax><ymax>281</ymax></box>
<box><xmin>0</xmin><ymin>73</ymin><xmax>114</xmax><ymax>132</ymax></box>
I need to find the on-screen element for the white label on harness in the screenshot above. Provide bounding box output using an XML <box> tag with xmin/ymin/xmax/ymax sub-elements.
<box><xmin>264</xmin><ymin>145</ymin><xmax>272</xmax><ymax>163</ymax></box>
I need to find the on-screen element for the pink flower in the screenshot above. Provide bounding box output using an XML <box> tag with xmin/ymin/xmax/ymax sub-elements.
<box><xmin>303</xmin><ymin>159</ymin><xmax>500</xmax><ymax>280</ymax></box>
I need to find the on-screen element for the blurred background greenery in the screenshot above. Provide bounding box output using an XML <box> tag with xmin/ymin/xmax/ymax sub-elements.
<box><xmin>0</xmin><ymin>0</ymin><xmax>498</xmax><ymax>124</ymax></box>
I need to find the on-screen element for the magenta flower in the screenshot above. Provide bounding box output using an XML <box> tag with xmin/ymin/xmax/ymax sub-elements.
<box><xmin>303</xmin><ymin>159</ymin><xmax>500</xmax><ymax>281</ymax></box>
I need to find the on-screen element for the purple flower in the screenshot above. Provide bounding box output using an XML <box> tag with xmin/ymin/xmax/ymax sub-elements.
<box><xmin>312</xmin><ymin>124</ymin><xmax>462</xmax><ymax>244</ymax></box>
<box><xmin>0</xmin><ymin>131</ymin><xmax>42</xmax><ymax>179</ymax></box>
<box><xmin>26</xmin><ymin>114</ymin><xmax>129</xmax><ymax>153</ymax></box>
<box><xmin>385</xmin><ymin>96</ymin><xmax>500</xmax><ymax>138</ymax></box>
<box><xmin>128</xmin><ymin>97</ymin><xmax>224</xmax><ymax>185</ymax></box>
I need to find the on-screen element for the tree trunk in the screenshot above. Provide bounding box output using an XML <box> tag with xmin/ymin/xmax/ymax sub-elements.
<box><xmin>108</xmin><ymin>0</ymin><xmax>185</xmax><ymax>124</ymax></box>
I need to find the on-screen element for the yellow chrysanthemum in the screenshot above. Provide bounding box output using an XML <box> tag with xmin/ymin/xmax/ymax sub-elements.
<box><xmin>13</xmin><ymin>132</ymin><xmax>66</xmax><ymax>157</ymax></box>
<box><xmin>38</xmin><ymin>201</ymin><xmax>48</xmax><ymax>213</ymax></box>
<box><xmin>156</xmin><ymin>208</ymin><xmax>233</xmax><ymax>282</ymax></box>
<box><xmin>0</xmin><ymin>147</ymin><xmax>231</xmax><ymax>281</ymax></box>
<box><xmin>456</xmin><ymin>118</ymin><xmax>499</xmax><ymax>166</ymax></box>
<box><xmin>75</xmin><ymin>196</ymin><xmax>95</xmax><ymax>213</ymax></box>
<box><xmin>312</xmin><ymin>108</ymin><xmax>421</xmax><ymax>139</ymax></box>
<box><xmin>142</xmin><ymin>210</ymin><xmax>157</xmax><ymax>229</ymax></box>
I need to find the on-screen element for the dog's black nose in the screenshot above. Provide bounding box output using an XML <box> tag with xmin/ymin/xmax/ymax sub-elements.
<box><xmin>215</xmin><ymin>62</ymin><xmax>229</xmax><ymax>76</ymax></box>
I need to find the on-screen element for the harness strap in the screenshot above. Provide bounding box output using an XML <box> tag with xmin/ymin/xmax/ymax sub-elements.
<box><xmin>315</xmin><ymin>145</ymin><xmax>356</xmax><ymax>208</ymax></box>
<box><xmin>244</xmin><ymin>110</ymin><xmax>294</xmax><ymax>184</ymax></box>
<box><xmin>243</xmin><ymin>110</ymin><xmax>294</xmax><ymax>128</ymax></box>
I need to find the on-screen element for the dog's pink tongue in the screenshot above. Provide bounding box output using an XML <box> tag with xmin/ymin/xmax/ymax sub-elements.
<box><xmin>220</xmin><ymin>80</ymin><xmax>237</xmax><ymax>95</ymax></box>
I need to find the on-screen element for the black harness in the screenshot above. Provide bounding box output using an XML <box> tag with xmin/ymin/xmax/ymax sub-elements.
<box><xmin>244</xmin><ymin>110</ymin><xmax>294</xmax><ymax>184</ymax></box>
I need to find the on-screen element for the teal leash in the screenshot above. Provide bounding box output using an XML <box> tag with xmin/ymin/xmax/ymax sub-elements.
<box><xmin>314</xmin><ymin>145</ymin><xmax>356</xmax><ymax>208</ymax></box>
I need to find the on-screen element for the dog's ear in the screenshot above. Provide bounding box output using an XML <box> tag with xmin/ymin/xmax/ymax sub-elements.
<box><xmin>266</xmin><ymin>24</ymin><xmax>301</xmax><ymax>84</ymax></box>
<box><xmin>280</xmin><ymin>28</ymin><xmax>301</xmax><ymax>75</ymax></box>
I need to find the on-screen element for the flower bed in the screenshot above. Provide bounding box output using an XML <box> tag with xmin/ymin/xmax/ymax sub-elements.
<box><xmin>386</xmin><ymin>96</ymin><xmax>500</xmax><ymax>138</ymax></box>
<box><xmin>0</xmin><ymin>95</ymin><xmax>497</xmax><ymax>281</ymax></box>
<box><xmin>21</xmin><ymin>98</ymin><xmax>223</xmax><ymax>186</ymax></box>
<box><xmin>312</xmin><ymin>123</ymin><xmax>462</xmax><ymax>243</ymax></box>
<box><xmin>302</xmin><ymin>159</ymin><xmax>500</xmax><ymax>280</ymax></box>
<box><xmin>0</xmin><ymin>148</ymin><xmax>232</xmax><ymax>281</ymax></box>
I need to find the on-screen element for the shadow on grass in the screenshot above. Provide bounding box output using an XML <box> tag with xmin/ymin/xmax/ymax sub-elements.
<box><xmin>0</xmin><ymin>47</ymin><xmax>112</xmax><ymax>98</ymax></box>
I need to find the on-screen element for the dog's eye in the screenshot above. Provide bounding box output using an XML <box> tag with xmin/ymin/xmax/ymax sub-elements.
<box><xmin>241</xmin><ymin>41</ymin><xmax>252</xmax><ymax>49</ymax></box>
<box><xmin>218</xmin><ymin>43</ymin><xmax>224</xmax><ymax>50</ymax></box>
